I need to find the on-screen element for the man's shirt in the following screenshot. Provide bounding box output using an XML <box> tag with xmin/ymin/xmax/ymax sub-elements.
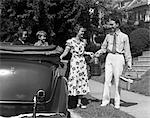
<box><xmin>98</xmin><ymin>29</ymin><xmax>132</xmax><ymax>67</ymax></box>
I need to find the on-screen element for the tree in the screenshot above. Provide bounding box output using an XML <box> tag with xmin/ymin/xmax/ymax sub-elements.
<box><xmin>1</xmin><ymin>0</ymin><xmax>105</xmax><ymax>47</ymax></box>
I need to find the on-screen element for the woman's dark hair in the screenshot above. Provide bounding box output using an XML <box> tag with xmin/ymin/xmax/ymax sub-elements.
<box><xmin>18</xmin><ymin>30</ymin><xmax>28</xmax><ymax>38</ymax></box>
<box><xmin>72</xmin><ymin>24</ymin><xmax>86</xmax><ymax>36</ymax></box>
<box><xmin>74</xmin><ymin>24</ymin><xmax>86</xmax><ymax>33</ymax></box>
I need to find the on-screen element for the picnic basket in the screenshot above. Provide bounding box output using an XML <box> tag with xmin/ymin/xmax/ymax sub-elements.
<box><xmin>120</xmin><ymin>66</ymin><xmax>141</xmax><ymax>90</ymax></box>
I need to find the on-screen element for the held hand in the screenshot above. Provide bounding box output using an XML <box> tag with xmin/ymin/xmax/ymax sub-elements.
<box><xmin>45</xmin><ymin>51</ymin><xmax>56</xmax><ymax>55</ymax></box>
<box><xmin>127</xmin><ymin>62</ymin><xmax>132</xmax><ymax>70</ymax></box>
<box><xmin>89</xmin><ymin>52</ymin><xmax>94</xmax><ymax>58</ymax></box>
<box><xmin>60</xmin><ymin>55</ymin><xmax>63</xmax><ymax>60</ymax></box>
<box><xmin>95</xmin><ymin>51</ymin><xmax>101</xmax><ymax>57</ymax></box>
<box><xmin>45</xmin><ymin>51</ymin><xmax>51</xmax><ymax>55</ymax></box>
<box><xmin>128</xmin><ymin>65</ymin><xmax>132</xmax><ymax>70</ymax></box>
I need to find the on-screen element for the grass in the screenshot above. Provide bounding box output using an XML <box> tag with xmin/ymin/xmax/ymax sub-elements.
<box><xmin>91</xmin><ymin>69</ymin><xmax>150</xmax><ymax>96</ymax></box>
<box><xmin>130</xmin><ymin>69</ymin><xmax>150</xmax><ymax>96</ymax></box>
<box><xmin>72</xmin><ymin>94</ymin><xmax>135</xmax><ymax>118</ymax></box>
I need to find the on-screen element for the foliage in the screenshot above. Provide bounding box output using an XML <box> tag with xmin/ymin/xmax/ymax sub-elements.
<box><xmin>1</xmin><ymin>0</ymin><xmax>37</xmax><ymax>42</ymax></box>
<box><xmin>0</xmin><ymin>0</ymin><xmax>103</xmax><ymax>47</ymax></box>
<box><xmin>120</xmin><ymin>24</ymin><xmax>136</xmax><ymax>36</ymax></box>
<box><xmin>120</xmin><ymin>23</ymin><xmax>150</xmax><ymax>57</ymax></box>
<box><xmin>129</xmin><ymin>28</ymin><xmax>150</xmax><ymax>57</ymax></box>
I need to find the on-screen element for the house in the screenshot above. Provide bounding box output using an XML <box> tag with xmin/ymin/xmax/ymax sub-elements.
<box><xmin>127</xmin><ymin>0</ymin><xmax>150</xmax><ymax>24</ymax></box>
<box><xmin>115</xmin><ymin>0</ymin><xmax>150</xmax><ymax>24</ymax></box>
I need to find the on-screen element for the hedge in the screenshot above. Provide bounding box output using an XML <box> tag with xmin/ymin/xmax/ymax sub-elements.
<box><xmin>129</xmin><ymin>28</ymin><xmax>150</xmax><ymax>57</ymax></box>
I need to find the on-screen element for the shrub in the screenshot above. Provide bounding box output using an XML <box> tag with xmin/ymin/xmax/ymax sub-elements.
<box><xmin>120</xmin><ymin>24</ymin><xmax>136</xmax><ymax>36</ymax></box>
<box><xmin>129</xmin><ymin>28</ymin><xmax>150</xmax><ymax>57</ymax></box>
<box><xmin>0</xmin><ymin>0</ymin><xmax>102</xmax><ymax>47</ymax></box>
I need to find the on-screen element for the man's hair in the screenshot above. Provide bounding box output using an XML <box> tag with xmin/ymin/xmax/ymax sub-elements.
<box><xmin>109</xmin><ymin>15</ymin><xmax>121</xmax><ymax>26</ymax></box>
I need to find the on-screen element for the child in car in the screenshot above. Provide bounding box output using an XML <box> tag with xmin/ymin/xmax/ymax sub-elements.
<box><xmin>34</xmin><ymin>31</ymin><xmax>49</xmax><ymax>46</ymax></box>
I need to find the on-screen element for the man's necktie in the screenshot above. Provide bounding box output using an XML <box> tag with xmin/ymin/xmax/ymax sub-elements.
<box><xmin>112</xmin><ymin>33</ymin><xmax>117</xmax><ymax>53</ymax></box>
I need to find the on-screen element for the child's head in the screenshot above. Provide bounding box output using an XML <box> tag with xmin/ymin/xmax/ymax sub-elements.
<box><xmin>36</xmin><ymin>31</ymin><xmax>47</xmax><ymax>41</ymax></box>
<box><xmin>18</xmin><ymin>30</ymin><xmax>28</xmax><ymax>41</ymax></box>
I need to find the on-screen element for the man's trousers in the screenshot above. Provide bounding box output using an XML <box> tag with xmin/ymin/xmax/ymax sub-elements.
<box><xmin>102</xmin><ymin>53</ymin><xmax>125</xmax><ymax>107</ymax></box>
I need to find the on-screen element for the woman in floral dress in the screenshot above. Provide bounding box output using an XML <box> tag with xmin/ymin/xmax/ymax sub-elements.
<box><xmin>60</xmin><ymin>26</ymin><xmax>94</xmax><ymax>108</ymax></box>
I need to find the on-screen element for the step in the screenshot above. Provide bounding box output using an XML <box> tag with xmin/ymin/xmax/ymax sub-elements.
<box><xmin>133</xmin><ymin>65</ymin><xmax>150</xmax><ymax>69</ymax></box>
<box><xmin>138</xmin><ymin>56</ymin><xmax>150</xmax><ymax>61</ymax></box>
<box><xmin>142</xmin><ymin>51</ymin><xmax>150</xmax><ymax>56</ymax></box>
<box><xmin>132</xmin><ymin>65</ymin><xmax>150</xmax><ymax>72</ymax></box>
<box><xmin>133</xmin><ymin>61</ymin><xmax>150</xmax><ymax>65</ymax></box>
<box><xmin>125</xmin><ymin>70</ymin><xmax>145</xmax><ymax>78</ymax></box>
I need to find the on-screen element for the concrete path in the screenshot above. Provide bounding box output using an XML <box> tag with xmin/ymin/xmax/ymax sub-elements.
<box><xmin>68</xmin><ymin>109</ymin><xmax>82</xmax><ymax>118</ymax></box>
<box><xmin>89</xmin><ymin>79</ymin><xmax>150</xmax><ymax>118</ymax></box>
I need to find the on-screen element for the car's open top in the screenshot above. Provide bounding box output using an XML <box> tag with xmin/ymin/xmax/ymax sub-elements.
<box><xmin>0</xmin><ymin>42</ymin><xmax>57</xmax><ymax>50</ymax></box>
<box><xmin>0</xmin><ymin>42</ymin><xmax>63</xmax><ymax>66</ymax></box>
<box><xmin>0</xmin><ymin>42</ymin><xmax>60</xmax><ymax>53</ymax></box>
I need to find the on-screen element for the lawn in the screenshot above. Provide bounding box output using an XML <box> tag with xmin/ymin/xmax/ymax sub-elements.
<box><xmin>72</xmin><ymin>94</ymin><xmax>135</xmax><ymax>118</ymax></box>
<box><xmin>92</xmin><ymin>69</ymin><xmax>150</xmax><ymax>96</ymax></box>
<box><xmin>130</xmin><ymin>69</ymin><xmax>150</xmax><ymax>96</ymax></box>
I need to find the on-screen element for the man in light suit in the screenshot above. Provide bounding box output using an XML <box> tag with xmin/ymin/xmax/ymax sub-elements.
<box><xmin>95</xmin><ymin>16</ymin><xmax>132</xmax><ymax>109</ymax></box>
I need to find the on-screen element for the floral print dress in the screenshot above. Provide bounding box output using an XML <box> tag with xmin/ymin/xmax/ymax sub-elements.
<box><xmin>66</xmin><ymin>38</ymin><xmax>90</xmax><ymax>96</ymax></box>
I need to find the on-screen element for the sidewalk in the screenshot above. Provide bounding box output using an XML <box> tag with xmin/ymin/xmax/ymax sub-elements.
<box><xmin>68</xmin><ymin>109</ymin><xmax>82</xmax><ymax>118</ymax></box>
<box><xmin>89</xmin><ymin>79</ymin><xmax>150</xmax><ymax>118</ymax></box>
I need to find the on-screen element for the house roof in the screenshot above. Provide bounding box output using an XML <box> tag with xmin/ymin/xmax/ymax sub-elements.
<box><xmin>127</xmin><ymin>0</ymin><xmax>149</xmax><ymax>10</ymax></box>
<box><xmin>113</xmin><ymin>0</ymin><xmax>149</xmax><ymax>10</ymax></box>
<box><xmin>112</xmin><ymin>0</ymin><xmax>133</xmax><ymax>10</ymax></box>
<box><xmin>121</xmin><ymin>1</ymin><xmax>132</xmax><ymax>9</ymax></box>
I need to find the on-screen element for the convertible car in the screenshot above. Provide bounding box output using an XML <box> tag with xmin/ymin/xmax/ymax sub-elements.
<box><xmin>0</xmin><ymin>42</ymin><xmax>68</xmax><ymax>117</ymax></box>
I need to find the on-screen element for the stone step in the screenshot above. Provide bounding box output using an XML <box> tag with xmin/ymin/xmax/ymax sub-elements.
<box><xmin>132</xmin><ymin>65</ymin><xmax>150</xmax><ymax>72</ymax></box>
<box><xmin>142</xmin><ymin>51</ymin><xmax>150</xmax><ymax>56</ymax></box>
<box><xmin>138</xmin><ymin>56</ymin><xmax>150</xmax><ymax>61</ymax></box>
<box><xmin>125</xmin><ymin>70</ymin><xmax>145</xmax><ymax>78</ymax></box>
<box><xmin>133</xmin><ymin>61</ymin><xmax>150</xmax><ymax>65</ymax></box>
<box><xmin>133</xmin><ymin>64</ymin><xmax>150</xmax><ymax>68</ymax></box>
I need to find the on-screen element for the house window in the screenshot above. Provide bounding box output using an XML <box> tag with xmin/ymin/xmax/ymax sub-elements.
<box><xmin>145</xmin><ymin>10</ymin><xmax>150</xmax><ymax>22</ymax></box>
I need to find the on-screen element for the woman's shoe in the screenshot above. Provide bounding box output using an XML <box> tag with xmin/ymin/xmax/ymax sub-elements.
<box><xmin>80</xmin><ymin>104</ymin><xmax>87</xmax><ymax>109</ymax></box>
<box><xmin>77</xmin><ymin>103</ymin><xmax>87</xmax><ymax>109</ymax></box>
<box><xmin>77</xmin><ymin>103</ymin><xmax>81</xmax><ymax>108</ymax></box>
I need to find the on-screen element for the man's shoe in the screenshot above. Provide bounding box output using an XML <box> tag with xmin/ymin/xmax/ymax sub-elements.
<box><xmin>100</xmin><ymin>103</ymin><xmax>109</xmax><ymax>107</ymax></box>
<box><xmin>114</xmin><ymin>105</ymin><xmax>120</xmax><ymax>109</ymax></box>
<box><xmin>80</xmin><ymin>104</ymin><xmax>87</xmax><ymax>109</ymax></box>
<box><xmin>77</xmin><ymin>103</ymin><xmax>87</xmax><ymax>109</ymax></box>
